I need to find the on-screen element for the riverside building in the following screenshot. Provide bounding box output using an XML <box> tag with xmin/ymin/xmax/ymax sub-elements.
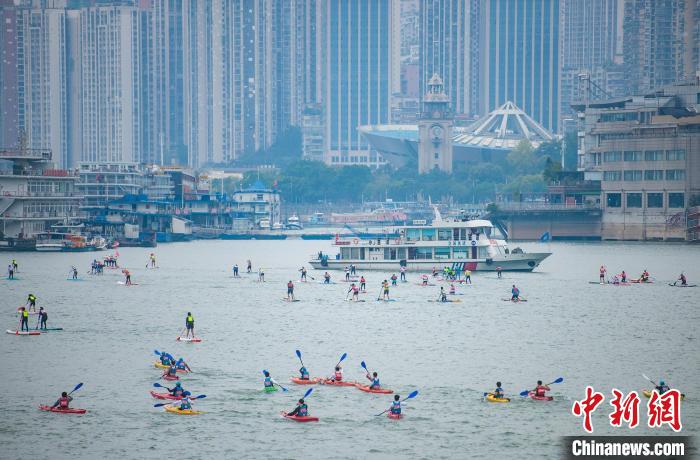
<box><xmin>574</xmin><ymin>79</ymin><xmax>700</xmax><ymax>241</ymax></box>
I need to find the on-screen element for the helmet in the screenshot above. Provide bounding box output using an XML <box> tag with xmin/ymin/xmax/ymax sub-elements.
<box><xmin>659</xmin><ymin>380</ymin><xmax>665</xmax><ymax>386</ymax></box>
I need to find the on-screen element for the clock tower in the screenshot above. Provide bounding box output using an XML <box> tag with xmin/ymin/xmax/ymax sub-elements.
<box><xmin>418</xmin><ymin>74</ymin><xmax>453</xmax><ymax>174</ymax></box>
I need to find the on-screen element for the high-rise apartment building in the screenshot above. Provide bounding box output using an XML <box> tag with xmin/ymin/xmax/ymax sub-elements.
<box><xmin>560</xmin><ymin>0</ymin><xmax>623</xmax><ymax>120</ymax></box>
<box><xmin>15</xmin><ymin>7</ymin><xmax>70</xmax><ymax>167</ymax></box>
<box><xmin>419</xmin><ymin>0</ymin><xmax>480</xmax><ymax>117</ymax></box>
<box><xmin>480</xmin><ymin>0</ymin><xmax>561</xmax><ymax>132</ymax></box>
<box><xmin>325</xmin><ymin>0</ymin><xmax>393</xmax><ymax>166</ymax></box>
<box><xmin>0</xmin><ymin>1</ymin><xmax>20</xmax><ymax>149</ymax></box>
<box><xmin>623</xmin><ymin>0</ymin><xmax>699</xmax><ymax>94</ymax></box>
<box><xmin>75</xmin><ymin>5</ymin><xmax>144</xmax><ymax>163</ymax></box>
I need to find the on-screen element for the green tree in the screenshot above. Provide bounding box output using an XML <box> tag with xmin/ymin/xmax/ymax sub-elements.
<box><xmin>506</xmin><ymin>140</ymin><xmax>536</xmax><ymax>174</ymax></box>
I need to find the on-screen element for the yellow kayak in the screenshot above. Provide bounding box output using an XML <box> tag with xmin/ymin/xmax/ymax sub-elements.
<box><xmin>485</xmin><ymin>393</ymin><xmax>510</xmax><ymax>403</ymax></box>
<box><xmin>164</xmin><ymin>405</ymin><xmax>203</xmax><ymax>415</ymax></box>
<box><xmin>642</xmin><ymin>390</ymin><xmax>685</xmax><ymax>400</ymax></box>
<box><xmin>154</xmin><ymin>362</ymin><xmax>188</xmax><ymax>373</ymax></box>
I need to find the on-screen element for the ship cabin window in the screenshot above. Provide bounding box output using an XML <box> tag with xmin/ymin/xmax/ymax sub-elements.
<box><xmin>397</xmin><ymin>248</ymin><xmax>406</xmax><ymax>259</ymax></box>
<box><xmin>453</xmin><ymin>228</ymin><xmax>468</xmax><ymax>240</ymax></box>
<box><xmin>434</xmin><ymin>247</ymin><xmax>450</xmax><ymax>259</ymax></box>
<box><xmin>421</xmin><ymin>229</ymin><xmax>436</xmax><ymax>241</ymax></box>
<box><xmin>341</xmin><ymin>247</ymin><xmax>363</xmax><ymax>259</ymax></box>
<box><xmin>406</xmin><ymin>228</ymin><xmax>421</xmax><ymax>242</ymax></box>
<box><xmin>478</xmin><ymin>247</ymin><xmax>490</xmax><ymax>258</ymax></box>
<box><xmin>384</xmin><ymin>248</ymin><xmax>399</xmax><ymax>260</ymax></box>
<box><xmin>453</xmin><ymin>247</ymin><xmax>468</xmax><ymax>259</ymax></box>
<box><xmin>437</xmin><ymin>229</ymin><xmax>451</xmax><ymax>241</ymax></box>
<box><xmin>408</xmin><ymin>247</ymin><xmax>433</xmax><ymax>259</ymax></box>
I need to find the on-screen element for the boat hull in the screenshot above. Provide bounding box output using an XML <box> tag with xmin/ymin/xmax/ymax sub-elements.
<box><xmin>309</xmin><ymin>253</ymin><xmax>550</xmax><ymax>272</ymax></box>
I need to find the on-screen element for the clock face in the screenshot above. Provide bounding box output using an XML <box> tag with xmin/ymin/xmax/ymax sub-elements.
<box><xmin>431</xmin><ymin>125</ymin><xmax>444</xmax><ymax>139</ymax></box>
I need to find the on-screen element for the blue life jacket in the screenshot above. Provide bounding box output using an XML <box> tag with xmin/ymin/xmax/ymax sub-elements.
<box><xmin>390</xmin><ymin>401</ymin><xmax>401</xmax><ymax>414</ymax></box>
<box><xmin>371</xmin><ymin>378</ymin><xmax>380</xmax><ymax>388</ymax></box>
<box><xmin>495</xmin><ymin>387</ymin><xmax>504</xmax><ymax>397</ymax></box>
<box><xmin>298</xmin><ymin>404</ymin><xmax>308</xmax><ymax>417</ymax></box>
<box><xmin>180</xmin><ymin>399</ymin><xmax>191</xmax><ymax>410</ymax></box>
<box><xmin>264</xmin><ymin>377</ymin><xmax>273</xmax><ymax>388</ymax></box>
<box><xmin>160</xmin><ymin>355</ymin><xmax>169</xmax><ymax>365</ymax></box>
<box><xmin>300</xmin><ymin>367</ymin><xmax>309</xmax><ymax>379</ymax></box>
<box><xmin>657</xmin><ymin>385</ymin><xmax>670</xmax><ymax>394</ymax></box>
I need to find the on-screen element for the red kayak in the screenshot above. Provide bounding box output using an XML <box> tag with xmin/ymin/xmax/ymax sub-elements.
<box><xmin>290</xmin><ymin>377</ymin><xmax>321</xmax><ymax>385</ymax></box>
<box><xmin>356</xmin><ymin>384</ymin><xmax>393</xmax><ymax>394</ymax></box>
<box><xmin>39</xmin><ymin>405</ymin><xmax>87</xmax><ymax>414</ymax></box>
<box><xmin>280</xmin><ymin>411</ymin><xmax>319</xmax><ymax>422</ymax></box>
<box><xmin>162</xmin><ymin>374</ymin><xmax>179</xmax><ymax>381</ymax></box>
<box><xmin>320</xmin><ymin>379</ymin><xmax>356</xmax><ymax>387</ymax></box>
<box><xmin>150</xmin><ymin>390</ymin><xmax>184</xmax><ymax>400</ymax></box>
<box><xmin>529</xmin><ymin>392</ymin><xmax>553</xmax><ymax>401</ymax></box>
<box><xmin>387</xmin><ymin>412</ymin><xmax>403</xmax><ymax>420</ymax></box>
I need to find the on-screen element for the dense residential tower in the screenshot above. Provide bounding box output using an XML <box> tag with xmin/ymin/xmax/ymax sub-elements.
<box><xmin>0</xmin><ymin>0</ymin><xmax>20</xmax><ymax>149</ymax></box>
<box><xmin>480</xmin><ymin>0</ymin><xmax>561</xmax><ymax>132</ymax></box>
<box><xmin>325</xmin><ymin>0</ymin><xmax>393</xmax><ymax>166</ymax></box>
<box><xmin>420</xmin><ymin>0</ymin><xmax>480</xmax><ymax>117</ymax></box>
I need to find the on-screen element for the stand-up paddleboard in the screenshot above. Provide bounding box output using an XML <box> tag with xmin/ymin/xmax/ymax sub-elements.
<box><xmin>502</xmin><ymin>298</ymin><xmax>528</xmax><ymax>302</ymax></box>
<box><xmin>281</xmin><ymin>298</ymin><xmax>301</xmax><ymax>302</ymax></box>
<box><xmin>117</xmin><ymin>281</ymin><xmax>139</xmax><ymax>285</ymax></box>
<box><xmin>6</xmin><ymin>330</ymin><xmax>41</xmax><ymax>336</ymax></box>
<box><xmin>177</xmin><ymin>336</ymin><xmax>202</xmax><ymax>343</ymax></box>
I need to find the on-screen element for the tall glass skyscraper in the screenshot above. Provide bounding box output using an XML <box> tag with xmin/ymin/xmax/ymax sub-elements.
<box><xmin>481</xmin><ymin>0</ymin><xmax>560</xmax><ymax>132</ymax></box>
<box><xmin>326</xmin><ymin>0</ymin><xmax>392</xmax><ymax>165</ymax></box>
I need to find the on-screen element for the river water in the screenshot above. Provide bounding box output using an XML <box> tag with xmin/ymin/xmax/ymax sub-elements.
<box><xmin>1</xmin><ymin>240</ymin><xmax>698</xmax><ymax>459</ymax></box>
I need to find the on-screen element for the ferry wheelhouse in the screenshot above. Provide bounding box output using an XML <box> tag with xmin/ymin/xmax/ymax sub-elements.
<box><xmin>309</xmin><ymin>211</ymin><xmax>550</xmax><ymax>272</ymax></box>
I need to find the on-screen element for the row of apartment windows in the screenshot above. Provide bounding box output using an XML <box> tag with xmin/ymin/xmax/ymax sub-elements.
<box><xmin>602</xmin><ymin>170</ymin><xmax>686</xmax><ymax>181</ymax></box>
<box><xmin>605</xmin><ymin>192</ymin><xmax>685</xmax><ymax>209</ymax></box>
<box><xmin>601</xmin><ymin>149</ymin><xmax>685</xmax><ymax>163</ymax></box>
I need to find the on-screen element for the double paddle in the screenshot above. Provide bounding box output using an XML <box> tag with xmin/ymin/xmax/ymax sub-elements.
<box><xmin>519</xmin><ymin>377</ymin><xmax>564</xmax><ymax>397</ymax></box>
<box><xmin>375</xmin><ymin>390</ymin><xmax>418</xmax><ymax>416</ymax></box>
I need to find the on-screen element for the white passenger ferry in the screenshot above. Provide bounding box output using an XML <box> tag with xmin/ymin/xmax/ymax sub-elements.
<box><xmin>309</xmin><ymin>209</ymin><xmax>550</xmax><ymax>272</ymax></box>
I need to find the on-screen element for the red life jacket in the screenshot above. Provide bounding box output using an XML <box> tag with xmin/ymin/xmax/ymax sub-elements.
<box><xmin>59</xmin><ymin>397</ymin><xmax>69</xmax><ymax>408</ymax></box>
<box><xmin>334</xmin><ymin>371</ymin><xmax>342</xmax><ymax>381</ymax></box>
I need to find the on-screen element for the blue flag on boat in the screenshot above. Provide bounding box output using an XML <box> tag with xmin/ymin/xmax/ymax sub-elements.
<box><xmin>540</xmin><ymin>231</ymin><xmax>550</xmax><ymax>242</ymax></box>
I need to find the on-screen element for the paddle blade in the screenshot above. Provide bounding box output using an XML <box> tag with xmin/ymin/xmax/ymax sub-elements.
<box><xmin>153</xmin><ymin>403</ymin><xmax>168</xmax><ymax>408</ymax></box>
<box><xmin>519</xmin><ymin>390</ymin><xmax>530</xmax><ymax>397</ymax></box>
<box><xmin>194</xmin><ymin>395</ymin><xmax>207</xmax><ymax>400</ymax></box>
<box><xmin>154</xmin><ymin>350</ymin><xmax>161</xmax><ymax>356</ymax></box>
<box><xmin>303</xmin><ymin>388</ymin><xmax>313</xmax><ymax>399</ymax></box>
<box><xmin>338</xmin><ymin>353</ymin><xmax>347</xmax><ymax>363</ymax></box>
<box><xmin>406</xmin><ymin>390</ymin><xmax>419</xmax><ymax>399</ymax></box>
<box><xmin>483</xmin><ymin>392</ymin><xmax>488</xmax><ymax>397</ymax></box>
<box><xmin>360</xmin><ymin>361</ymin><xmax>367</xmax><ymax>370</ymax></box>
<box><xmin>296</xmin><ymin>349</ymin><xmax>302</xmax><ymax>359</ymax></box>
<box><xmin>71</xmin><ymin>383</ymin><xmax>83</xmax><ymax>394</ymax></box>
<box><xmin>281</xmin><ymin>387</ymin><xmax>289</xmax><ymax>392</ymax></box>
<box><xmin>551</xmin><ymin>377</ymin><xmax>564</xmax><ymax>385</ymax></box>
<box><xmin>153</xmin><ymin>383</ymin><xmax>163</xmax><ymax>388</ymax></box>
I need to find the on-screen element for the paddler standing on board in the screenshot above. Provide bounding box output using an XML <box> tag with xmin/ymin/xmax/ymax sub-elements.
<box><xmin>26</xmin><ymin>293</ymin><xmax>37</xmax><ymax>312</ymax></box>
<box><xmin>299</xmin><ymin>266</ymin><xmax>307</xmax><ymax>282</ymax></box>
<box><xmin>511</xmin><ymin>285</ymin><xmax>520</xmax><ymax>301</ymax></box>
<box><xmin>677</xmin><ymin>273</ymin><xmax>687</xmax><ymax>286</ymax></box>
<box><xmin>348</xmin><ymin>283</ymin><xmax>359</xmax><ymax>301</ymax></box>
<box><xmin>185</xmin><ymin>312</ymin><xmax>195</xmax><ymax>339</ymax></box>
<box><xmin>400</xmin><ymin>266</ymin><xmax>406</xmax><ymax>282</ymax></box>
<box><xmin>122</xmin><ymin>268</ymin><xmax>132</xmax><ymax>286</ymax></box>
<box><xmin>599</xmin><ymin>265</ymin><xmax>607</xmax><ymax>283</ymax></box>
<box><xmin>149</xmin><ymin>253</ymin><xmax>157</xmax><ymax>268</ymax></box>
<box><xmin>286</xmin><ymin>280</ymin><xmax>295</xmax><ymax>301</ymax></box>
<box><xmin>19</xmin><ymin>306</ymin><xmax>29</xmax><ymax>332</ymax></box>
<box><xmin>381</xmin><ymin>280</ymin><xmax>390</xmax><ymax>300</ymax></box>
<box><xmin>247</xmin><ymin>259</ymin><xmax>252</xmax><ymax>273</ymax></box>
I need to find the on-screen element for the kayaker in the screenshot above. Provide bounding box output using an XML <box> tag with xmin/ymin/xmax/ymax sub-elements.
<box><xmin>496</xmin><ymin>266</ymin><xmax>502</xmax><ymax>278</ymax></box>
<box><xmin>185</xmin><ymin>312</ymin><xmax>195</xmax><ymax>338</ymax></box>
<box><xmin>449</xmin><ymin>283</ymin><xmax>456</xmax><ymax>295</ymax></box>
<box><xmin>464</xmin><ymin>269</ymin><xmax>472</xmax><ymax>284</ymax></box>
<box><xmin>359</xmin><ymin>276</ymin><xmax>366</xmax><ymax>291</ymax></box>
<box><xmin>381</xmin><ymin>280</ymin><xmax>390</xmax><ymax>300</ymax></box>
<box><xmin>286</xmin><ymin>398</ymin><xmax>309</xmax><ymax>417</ymax></box>
<box><xmin>38</xmin><ymin>307</ymin><xmax>47</xmax><ymax>330</ymax></box>
<box><xmin>164</xmin><ymin>363</ymin><xmax>178</xmax><ymax>379</ymax></box>
<box><xmin>300</xmin><ymin>267</ymin><xmax>307</xmax><ymax>281</ymax></box>
<box><xmin>176</xmin><ymin>358</ymin><xmax>192</xmax><ymax>372</ymax></box>
<box><xmin>511</xmin><ymin>285</ymin><xmax>520</xmax><ymax>301</ymax></box>
<box><xmin>19</xmin><ymin>306</ymin><xmax>29</xmax><ymax>332</ymax></box>
<box><xmin>233</xmin><ymin>264</ymin><xmax>239</xmax><ymax>277</ymax></box>
<box><xmin>71</xmin><ymin>266</ymin><xmax>78</xmax><ymax>280</ymax></box>
<box><xmin>438</xmin><ymin>287</ymin><xmax>448</xmax><ymax>302</ymax></box>
<box><xmin>366</xmin><ymin>371</ymin><xmax>381</xmax><ymax>389</ymax></box>
<box><xmin>176</xmin><ymin>393</ymin><xmax>193</xmax><ymax>411</ymax></box>
<box><xmin>324</xmin><ymin>272</ymin><xmax>331</xmax><ymax>284</ymax></box>
<box><xmin>494</xmin><ymin>382</ymin><xmax>505</xmax><ymax>399</ymax></box>
<box><xmin>655</xmin><ymin>380</ymin><xmax>670</xmax><ymax>395</ymax></box>
<box><xmin>533</xmin><ymin>380</ymin><xmax>550</xmax><ymax>398</ymax></box>
<box><xmin>400</xmin><ymin>266</ymin><xmax>406</xmax><ymax>282</ymax></box>
<box><xmin>287</xmin><ymin>280</ymin><xmax>295</xmax><ymax>301</ymax></box>
<box><xmin>149</xmin><ymin>253</ymin><xmax>157</xmax><ymax>268</ymax></box>
<box><xmin>678</xmin><ymin>273</ymin><xmax>687</xmax><ymax>286</ymax></box>
<box><xmin>391</xmin><ymin>274</ymin><xmax>398</xmax><ymax>286</ymax></box>
<box><xmin>263</xmin><ymin>370</ymin><xmax>281</xmax><ymax>389</ymax></box>
<box><xmin>620</xmin><ymin>270</ymin><xmax>627</xmax><ymax>283</ymax></box>
<box><xmin>330</xmin><ymin>366</ymin><xmax>343</xmax><ymax>382</ymax></box>
<box><xmin>599</xmin><ymin>265</ymin><xmax>607</xmax><ymax>283</ymax></box>
<box><xmin>389</xmin><ymin>395</ymin><xmax>402</xmax><ymax>416</ymax></box>
<box><xmin>247</xmin><ymin>259</ymin><xmax>252</xmax><ymax>273</ymax></box>
<box><xmin>168</xmin><ymin>382</ymin><xmax>186</xmax><ymax>397</ymax></box>
<box><xmin>50</xmin><ymin>392</ymin><xmax>73</xmax><ymax>410</ymax></box>
<box><xmin>27</xmin><ymin>293</ymin><xmax>37</xmax><ymax>312</ymax></box>
<box><xmin>641</xmin><ymin>269</ymin><xmax>650</xmax><ymax>282</ymax></box>
<box><xmin>159</xmin><ymin>352</ymin><xmax>172</xmax><ymax>366</ymax></box>
<box><xmin>298</xmin><ymin>365</ymin><xmax>310</xmax><ymax>381</ymax></box>
<box><xmin>421</xmin><ymin>274</ymin><xmax>429</xmax><ymax>286</ymax></box>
